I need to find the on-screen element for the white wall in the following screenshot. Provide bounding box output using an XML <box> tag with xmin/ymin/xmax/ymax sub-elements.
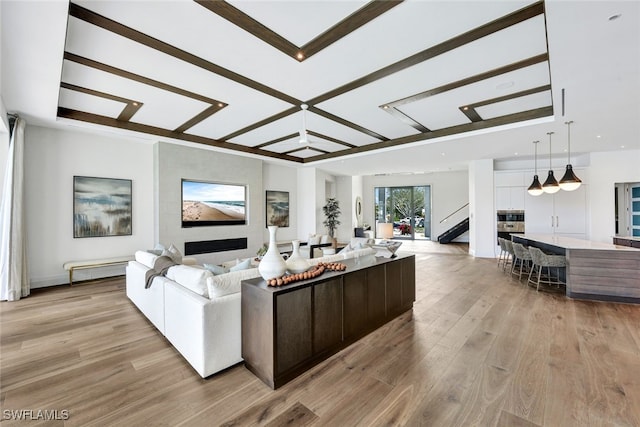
<box><xmin>263</xmin><ymin>162</ymin><xmax>298</xmax><ymax>242</ymax></box>
<box><xmin>315</xmin><ymin>169</ymin><xmax>336</xmax><ymax>237</ymax></box>
<box><xmin>588</xmin><ymin>149</ymin><xmax>640</xmax><ymax>243</ymax></box>
<box><xmin>155</xmin><ymin>142</ymin><xmax>263</xmax><ymax>265</ymax></box>
<box><xmin>363</xmin><ymin>170</ymin><xmax>469</xmax><ymax>241</ymax></box>
<box><xmin>24</xmin><ymin>125</ymin><xmax>155</xmax><ymax>287</ymax></box>
<box><xmin>297</xmin><ymin>167</ymin><xmax>316</xmax><ymax>240</ymax></box>
<box><xmin>469</xmin><ymin>159</ymin><xmax>495</xmax><ymax>258</ymax></box>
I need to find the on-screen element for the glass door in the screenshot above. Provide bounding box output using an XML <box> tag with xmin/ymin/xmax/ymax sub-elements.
<box><xmin>374</xmin><ymin>185</ymin><xmax>431</xmax><ymax>240</ymax></box>
<box><xmin>632</xmin><ymin>184</ymin><xmax>640</xmax><ymax>237</ymax></box>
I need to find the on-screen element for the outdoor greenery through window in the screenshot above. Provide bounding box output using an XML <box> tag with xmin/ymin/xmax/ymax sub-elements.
<box><xmin>375</xmin><ymin>186</ymin><xmax>431</xmax><ymax>240</ymax></box>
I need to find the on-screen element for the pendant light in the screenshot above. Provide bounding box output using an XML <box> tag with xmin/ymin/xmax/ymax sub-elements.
<box><xmin>542</xmin><ymin>131</ymin><xmax>560</xmax><ymax>194</ymax></box>
<box><xmin>527</xmin><ymin>140</ymin><xmax>543</xmax><ymax>196</ymax></box>
<box><xmin>559</xmin><ymin>120</ymin><xmax>582</xmax><ymax>191</ymax></box>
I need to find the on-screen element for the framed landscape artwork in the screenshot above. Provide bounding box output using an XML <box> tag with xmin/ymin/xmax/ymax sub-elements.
<box><xmin>266</xmin><ymin>190</ymin><xmax>289</xmax><ymax>227</ymax></box>
<box><xmin>73</xmin><ymin>176</ymin><xmax>132</xmax><ymax>238</ymax></box>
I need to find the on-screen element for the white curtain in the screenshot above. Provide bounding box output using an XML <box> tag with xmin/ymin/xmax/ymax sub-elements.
<box><xmin>0</xmin><ymin>116</ymin><xmax>29</xmax><ymax>301</ymax></box>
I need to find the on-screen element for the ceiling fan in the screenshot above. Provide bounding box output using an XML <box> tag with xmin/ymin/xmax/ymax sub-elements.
<box><xmin>299</xmin><ymin>104</ymin><xmax>311</xmax><ymax>145</ymax></box>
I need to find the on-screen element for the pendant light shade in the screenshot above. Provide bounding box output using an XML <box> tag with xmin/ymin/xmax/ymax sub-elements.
<box><xmin>527</xmin><ymin>140</ymin><xmax>543</xmax><ymax>196</ymax></box>
<box><xmin>559</xmin><ymin>120</ymin><xmax>582</xmax><ymax>191</ymax></box>
<box><xmin>542</xmin><ymin>131</ymin><xmax>560</xmax><ymax>194</ymax></box>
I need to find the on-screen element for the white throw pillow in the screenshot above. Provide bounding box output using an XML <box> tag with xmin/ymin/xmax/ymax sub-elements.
<box><xmin>135</xmin><ymin>250</ymin><xmax>159</xmax><ymax>269</ymax></box>
<box><xmin>165</xmin><ymin>264</ymin><xmax>211</xmax><ymax>298</ymax></box>
<box><xmin>203</xmin><ymin>263</ymin><xmax>229</xmax><ymax>276</ymax></box>
<box><xmin>309</xmin><ymin>234</ymin><xmax>321</xmax><ymax>245</ymax></box>
<box><xmin>207</xmin><ymin>267</ymin><xmax>261</xmax><ymax>298</ymax></box>
<box><xmin>162</xmin><ymin>243</ymin><xmax>183</xmax><ymax>264</ymax></box>
<box><xmin>229</xmin><ymin>258</ymin><xmax>251</xmax><ymax>272</ymax></box>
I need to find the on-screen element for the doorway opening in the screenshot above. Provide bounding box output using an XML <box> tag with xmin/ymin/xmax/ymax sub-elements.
<box><xmin>374</xmin><ymin>186</ymin><xmax>431</xmax><ymax>240</ymax></box>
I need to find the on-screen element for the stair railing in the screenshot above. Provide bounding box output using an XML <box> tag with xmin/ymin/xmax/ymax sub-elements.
<box><xmin>439</xmin><ymin>203</ymin><xmax>469</xmax><ymax>223</ymax></box>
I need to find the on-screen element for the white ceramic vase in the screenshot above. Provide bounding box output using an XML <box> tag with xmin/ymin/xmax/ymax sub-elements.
<box><xmin>258</xmin><ymin>226</ymin><xmax>287</xmax><ymax>281</ymax></box>
<box><xmin>286</xmin><ymin>240</ymin><xmax>309</xmax><ymax>274</ymax></box>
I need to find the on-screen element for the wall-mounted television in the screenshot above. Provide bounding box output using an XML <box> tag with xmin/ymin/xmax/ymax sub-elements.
<box><xmin>182</xmin><ymin>179</ymin><xmax>247</xmax><ymax>227</ymax></box>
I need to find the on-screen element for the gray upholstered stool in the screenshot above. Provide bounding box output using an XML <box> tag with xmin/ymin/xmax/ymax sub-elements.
<box><xmin>527</xmin><ymin>246</ymin><xmax>566</xmax><ymax>291</ymax></box>
<box><xmin>511</xmin><ymin>242</ymin><xmax>532</xmax><ymax>281</ymax></box>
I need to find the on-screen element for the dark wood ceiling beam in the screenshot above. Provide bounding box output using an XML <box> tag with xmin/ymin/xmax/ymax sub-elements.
<box><xmin>303</xmin><ymin>106</ymin><xmax>553</xmax><ymax>163</ymax></box>
<box><xmin>307</xmin><ymin>105</ymin><xmax>388</xmax><ymax>141</ymax></box>
<box><xmin>195</xmin><ymin>0</ymin><xmax>403</xmax><ymax>62</ymax></box>
<box><xmin>220</xmin><ymin>106</ymin><xmax>299</xmax><ymax>141</ymax></box>
<box><xmin>306</xmin><ymin>131</ymin><xmax>357</xmax><ymax>149</ymax></box>
<box><xmin>308</xmin><ymin>1</ymin><xmax>544</xmax><ymax>106</ymax></box>
<box><xmin>194</xmin><ymin>0</ymin><xmax>299</xmax><ymax>59</ymax></box>
<box><xmin>461</xmin><ymin>84</ymin><xmax>551</xmax><ymax>122</ymax></box>
<box><xmin>68</xmin><ymin>2</ymin><xmax>301</xmax><ymax>106</ymax></box>
<box><xmin>388</xmin><ymin>53</ymin><xmax>548</xmax><ymax>107</ymax></box>
<box><xmin>380</xmin><ymin>107</ymin><xmax>429</xmax><ymax>132</ymax></box>
<box><xmin>282</xmin><ymin>146</ymin><xmax>329</xmax><ymax>156</ymax></box>
<box><xmin>64</xmin><ymin>52</ymin><xmax>225</xmax><ymax>106</ymax></box>
<box><xmin>174</xmin><ymin>104</ymin><xmax>225</xmax><ymax>133</ymax></box>
<box><xmin>301</xmin><ymin>1</ymin><xmax>403</xmax><ymax>59</ymax></box>
<box><xmin>60</xmin><ymin>81</ymin><xmax>143</xmax><ymax>121</ymax></box>
<box><xmin>253</xmin><ymin>133</ymin><xmax>299</xmax><ymax>149</ymax></box>
<box><xmin>57</xmin><ymin>107</ymin><xmax>303</xmax><ymax>163</ymax></box>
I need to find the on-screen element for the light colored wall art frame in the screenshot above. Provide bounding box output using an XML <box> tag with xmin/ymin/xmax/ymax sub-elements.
<box><xmin>266</xmin><ymin>190</ymin><xmax>289</xmax><ymax>227</ymax></box>
<box><xmin>73</xmin><ymin>175</ymin><xmax>132</xmax><ymax>238</ymax></box>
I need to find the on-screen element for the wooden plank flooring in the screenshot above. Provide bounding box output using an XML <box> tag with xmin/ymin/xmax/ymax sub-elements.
<box><xmin>1</xmin><ymin>242</ymin><xmax>639</xmax><ymax>426</ymax></box>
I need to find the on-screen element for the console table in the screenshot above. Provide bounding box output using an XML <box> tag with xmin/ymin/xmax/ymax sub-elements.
<box><xmin>241</xmin><ymin>253</ymin><xmax>415</xmax><ymax>389</ymax></box>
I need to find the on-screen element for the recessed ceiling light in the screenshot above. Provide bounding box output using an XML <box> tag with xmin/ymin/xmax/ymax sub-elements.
<box><xmin>218</xmin><ymin>103</ymin><xmax>224</xmax><ymax>107</ymax></box>
<box><xmin>514</xmin><ymin>152</ymin><xmax>519</xmax><ymax>156</ymax></box>
<box><xmin>608</xmin><ymin>13</ymin><xmax>622</xmax><ymax>21</ymax></box>
<box><xmin>596</xmin><ymin>135</ymin><xmax>602</xmax><ymax>139</ymax></box>
<box><xmin>463</xmin><ymin>106</ymin><xmax>469</xmax><ymax>111</ymax></box>
<box><xmin>441</xmin><ymin>152</ymin><xmax>445</xmax><ymax>156</ymax></box>
<box><xmin>382</xmin><ymin>105</ymin><xmax>389</xmax><ymax>109</ymax></box>
<box><xmin>132</xmin><ymin>102</ymin><xmax>138</xmax><ymax>106</ymax></box>
<box><xmin>496</xmin><ymin>81</ymin><xmax>514</xmax><ymax>90</ymax></box>
<box><xmin>296</xmin><ymin>52</ymin><xmax>305</xmax><ymax>60</ymax></box>
<box><xmin>621</xmin><ymin>145</ymin><xmax>625</xmax><ymax>149</ymax></box>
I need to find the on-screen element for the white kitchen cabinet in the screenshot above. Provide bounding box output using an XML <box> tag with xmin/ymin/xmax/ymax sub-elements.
<box><xmin>496</xmin><ymin>187</ymin><xmax>525</xmax><ymax>210</ymax></box>
<box><xmin>524</xmin><ymin>185</ymin><xmax>587</xmax><ymax>237</ymax></box>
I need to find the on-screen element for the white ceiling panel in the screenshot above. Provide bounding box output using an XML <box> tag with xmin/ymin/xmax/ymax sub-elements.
<box><xmin>228</xmin><ymin>0</ymin><xmax>366</xmax><ymax>46</ymax></box>
<box><xmin>61</xmin><ymin>60</ymin><xmax>211</xmax><ymax>130</ymax></box>
<box><xmin>477</xmin><ymin>91</ymin><xmax>552</xmax><ymax>120</ymax></box>
<box><xmin>58</xmin><ymin>87</ymin><xmax>125</xmax><ymax>118</ymax></box>
<box><xmin>8</xmin><ymin>0</ymin><xmax>636</xmax><ymax>171</ymax></box>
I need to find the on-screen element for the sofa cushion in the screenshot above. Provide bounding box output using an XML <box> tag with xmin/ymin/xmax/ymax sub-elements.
<box><xmin>229</xmin><ymin>258</ymin><xmax>251</xmax><ymax>272</ymax></box>
<box><xmin>162</xmin><ymin>244</ymin><xmax>183</xmax><ymax>264</ymax></box>
<box><xmin>203</xmin><ymin>263</ymin><xmax>229</xmax><ymax>276</ymax></box>
<box><xmin>207</xmin><ymin>267</ymin><xmax>260</xmax><ymax>298</ymax></box>
<box><xmin>308</xmin><ymin>234</ymin><xmax>321</xmax><ymax>245</ymax></box>
<box><xmin>135</xmin><ymin>250</ymin><xmax>159</xmax><ymax>269</ymax></box>
<box><xmin>165</xmin><ymin>264</ymin><xmax>212</xmax><ymax>298</ymax></box>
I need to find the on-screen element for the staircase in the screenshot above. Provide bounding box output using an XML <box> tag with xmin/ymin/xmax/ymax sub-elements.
<box><xmin>437</xmin><ymin>217</ymin><xmax>469</xmax><ymax>244</ymax></box>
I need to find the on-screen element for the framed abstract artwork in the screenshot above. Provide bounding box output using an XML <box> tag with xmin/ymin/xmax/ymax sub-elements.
<box><xmin>266</xmin><ymin>190</ymin><xmax>289</xmax><ymax>227</ymax></box>
<box><xmin>73</xmin><ymin>176</ymin><xmax>132</xmax><ymax>238</ymax></box>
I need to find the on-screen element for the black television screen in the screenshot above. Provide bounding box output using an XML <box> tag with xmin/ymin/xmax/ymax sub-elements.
<box><xmin>182</xmin><ymin>179</ymin><xmax>247</xmax><ymax>227</ymax></box>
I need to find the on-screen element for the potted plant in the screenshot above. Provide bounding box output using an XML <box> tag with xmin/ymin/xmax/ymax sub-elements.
<box><xmin>322</xmin><ymin>198</ymin><xmax>341</xmax><ymax>245</ymax></box>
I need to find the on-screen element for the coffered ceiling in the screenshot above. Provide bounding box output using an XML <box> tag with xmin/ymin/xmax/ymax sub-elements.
<box><xmin>2</xmin><ymin>1</ymin><xmax>639</xmax><ymax>175</ymax></box>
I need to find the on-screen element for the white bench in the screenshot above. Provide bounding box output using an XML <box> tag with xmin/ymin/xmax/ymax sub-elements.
<box><xmin>63</xmin><ymin>256</ymin><xmax>134</xmax><ymax>286</ymax></box>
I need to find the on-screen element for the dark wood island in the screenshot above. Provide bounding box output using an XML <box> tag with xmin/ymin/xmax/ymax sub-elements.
<box><xmin>241</xmin><ymin>253</ymin><xmax>415</xmax><ymax>389</ymax></box>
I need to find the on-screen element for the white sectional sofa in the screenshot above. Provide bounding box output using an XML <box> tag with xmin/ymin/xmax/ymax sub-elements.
<box><xmin>125</xmin><ymin>244</ymin><xmax>376</xmax><ymax>378</ymax></box>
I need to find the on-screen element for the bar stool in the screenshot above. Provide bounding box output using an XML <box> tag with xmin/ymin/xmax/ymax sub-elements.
<box><xmin>503</xmin><ymin>240</ymin><xmax>515</xmax><ymax>273</ymax></box>
<box><xmin>497</xmin><ymin>238</ymin><xmax>508</xmax><ymax>269</ymax></box>
<box><xmin>527</xmin><ymin>247</ymin><xmax>566</xmax><ymax>291</ymax></box>
<box><xmin>511</xmin><ymin>242</ymin><xmax>532</xmax><ymax>281</ymax></box>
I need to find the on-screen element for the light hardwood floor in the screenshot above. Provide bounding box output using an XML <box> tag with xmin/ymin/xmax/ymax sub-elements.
<box><xmin>1</xmin><ymin>242</ymin><xmax>639</xmax><ymax>426</ymax></box>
